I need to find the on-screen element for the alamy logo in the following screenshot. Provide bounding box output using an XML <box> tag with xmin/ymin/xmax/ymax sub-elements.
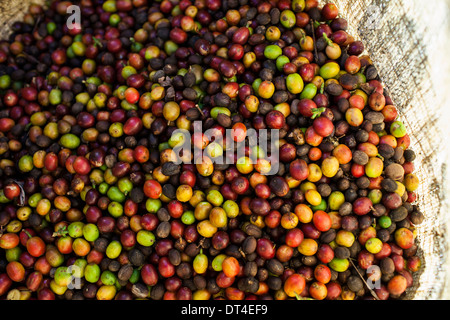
<box><xmin>66</xmin><ymin>264</ymin><xmax>82</xmax><ymax>290</ymax></box>
<box><xmin>66</xmin><ymin>5</ymin><xmax>81</xmax><ymax>30</ymax></box>
<box><xmin>366</xmin><ymin>265</ymin><xmax>382</xmax><ymax>290</ymax></box>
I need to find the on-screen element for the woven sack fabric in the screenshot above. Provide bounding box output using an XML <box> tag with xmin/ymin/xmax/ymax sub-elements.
<box><xmin>318</xmin><ymin>0</ymin><xmax>450</xmax><ymax>299</ymax></box>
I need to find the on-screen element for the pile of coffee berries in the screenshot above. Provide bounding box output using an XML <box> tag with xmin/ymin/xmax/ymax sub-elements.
<box><xmin>0</xmin><ymin>0</ymin><xmax>424</xmax><ymax>300</ymax></box>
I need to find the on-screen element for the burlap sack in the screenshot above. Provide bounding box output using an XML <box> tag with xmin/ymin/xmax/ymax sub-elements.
<box><xmin>319</xmin><ymin>0</ymin><xmax>450</xmax><ymax>300</ymax></box>
<box><xmin>1</xmin><ymin>0</ymin><xmax>450</xmax><ymax>299</ymax></box>
<box><xmin>0</xmin><ymin>0</ymin><xmax>45</xmax><ymax>39</ymax></box>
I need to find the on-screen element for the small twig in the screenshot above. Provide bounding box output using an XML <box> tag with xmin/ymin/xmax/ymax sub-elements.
<box><xmin>195</xmin><ymin>104</ymin><xmax>206</xmax><ymax>119</ymax></box>
<box><xmin>310</xmin><ymin>19</ymin><xmax>319</xmax><ymax>64</ymax></box>
<box><xmin>197</xmin><ymin>237</ymin><xmax>205</xmax><ymax>249</ymax></box>
<box><xmin>52</xmin><ymin>225</ymin><xmax>68</xmax><ymax>238</ymax></box>
<box><xmin>319</xmin><ymin>81</ymin><xmax>325</xmax><ymax>95</ymax></box>
<box><xmin>311</xmin><ymin>107</ymin><xmax>326</xmax><ymax>119</ymax></box>
<box><xmin>348</xmin><ymin>258</ymin><xmax>380</xmax><ymax>300</ymax></box>
<box><xmin>93</xmin><ymin>37</ymin><xmax>103</xmax><ymax>48</ymax></box>
<box><xmin>22</xmin><ymin>52</ymin><xmax>40</xmax><ymax>65</ymax></box>
<box><xmin>360</xmin><ymin>65</ymin><xmax>367</xmax><ymax>75</ymax></box>
<box><xmin>32</xmin><ymin>15</ymin><xmax>41</xmax><ymax>34</ymax></box>
<box><xmin>295</xmin><ymin>292</ymin><xmax>315</xmax><ymax>300</ymax></box>
<box><xmin>376</xmin><ymin>153</ymin><xmax>385</xmax><ymax>161</ymax></box>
